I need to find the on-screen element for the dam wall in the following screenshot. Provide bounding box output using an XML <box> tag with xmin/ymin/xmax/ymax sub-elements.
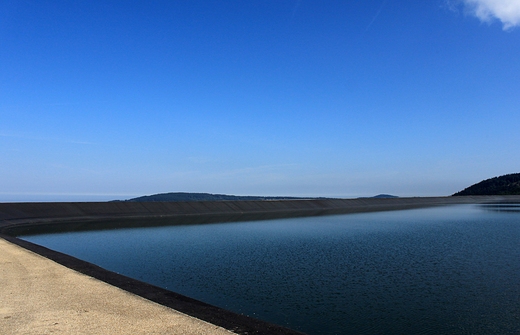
<box><xmin>2</xmin><ymin>195</ymin><xmax>520</xmax><ymax>233</ymax></box>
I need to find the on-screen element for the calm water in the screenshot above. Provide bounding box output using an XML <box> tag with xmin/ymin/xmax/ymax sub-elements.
<box><xmin>21</xmin><ymin>204</ymin><xmax>520</xmax><ymax>334</ymax></box>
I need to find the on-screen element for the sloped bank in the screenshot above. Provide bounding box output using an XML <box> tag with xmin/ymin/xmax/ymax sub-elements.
<box><xmin>3</xmin><ymin>196</ymin><xmax>519</xmax><ymax>235</ymax></box>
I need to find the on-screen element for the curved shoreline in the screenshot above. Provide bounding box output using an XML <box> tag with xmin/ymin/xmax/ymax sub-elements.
<box><xmin>2</xmin><ymin>196</ymin><xmax>520</xmax><ymax>334</ymax></box>
<box><xmin>2</xmin><ymin>196</ymin><xmax>518</xmax><ymax>234</ymax></box>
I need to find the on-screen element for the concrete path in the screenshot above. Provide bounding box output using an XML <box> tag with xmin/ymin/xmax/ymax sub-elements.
<box><xmin>0</xmin><ymin>238</ymin><xmax>235</xmax><ymax>335</ymax></box>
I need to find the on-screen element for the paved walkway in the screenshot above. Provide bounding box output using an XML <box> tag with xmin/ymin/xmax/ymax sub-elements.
<box><xmin>0</xmin><ymin>238</ymin><xmax>234</xmax><ymax>335</ymax></box>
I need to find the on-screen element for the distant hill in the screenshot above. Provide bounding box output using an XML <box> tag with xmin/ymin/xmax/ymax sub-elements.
<box><xmin>357</xmin><ymin>194</ymin><xmax>399</xmax><ymax>199</ymax></box>
<box><xmin>453</xmin><ymin>173</ymin><xmax>520</xmax><ymax>196</ymax></box>
<box><xmin>126</xmin><ymin>192</ymin><xmax>328</xmax><ymax>202</ymax></box>
<box><xmin>372</xmin><ymin>194</ymin><xmax>398</xmax><ymax>199</ymax></box>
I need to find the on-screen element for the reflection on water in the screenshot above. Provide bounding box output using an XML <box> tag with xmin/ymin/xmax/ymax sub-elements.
<box><xmin>21</xmin><ymin>204</ymin><xmax>520</xmax><ymax>335</ymax></box>
<box><xmin>479</xmin><ymin>203</ymin><xmax>520</xmax><ymax>212</ymax></box>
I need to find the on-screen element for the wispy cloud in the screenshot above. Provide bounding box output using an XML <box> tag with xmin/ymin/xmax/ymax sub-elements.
<box><xmin>207</xmin><ymin>164</ymin><xmax>300</xmax><ymax>179</ymax></box>
<box><xmin>454</xmin><ymin>0</ymin><xmax>520</xmax><ymax>30</ymax></box>
<box><xmin>291</xmin><ymin>0</ymin><xmax>301</xmax><ymax>20</ymax></box>
<box><xmin>0</xmin><ymin>132</ymin><xmax>96</xmax><ymax>145</ymax></box>
<box><xmin>366</xmin><ymin>0</ymin><xmax>388</xmax><ymax>31</ymax></box>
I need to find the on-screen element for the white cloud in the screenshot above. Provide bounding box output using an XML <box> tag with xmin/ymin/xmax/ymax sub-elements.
<box><xmin>459</xmin><ymin>0</ymin><xmax>520</xmax><ymax>30</ymax></box>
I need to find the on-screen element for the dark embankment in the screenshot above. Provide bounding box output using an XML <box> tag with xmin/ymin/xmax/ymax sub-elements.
<box><xmin>2</xmin><ymin>196</ymin><xmax>520</xmax><ymax>236</ymax></box>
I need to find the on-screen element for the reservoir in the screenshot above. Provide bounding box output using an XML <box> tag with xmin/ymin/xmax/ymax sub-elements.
<box><xmin>20</xmin><ymin>204</ymin><xmax>520</xmax><ymax>334</ymax></box>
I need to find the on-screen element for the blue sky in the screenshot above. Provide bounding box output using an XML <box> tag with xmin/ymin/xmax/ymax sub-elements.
<box><xmin>1</xmin><ymin>0</ymin><xmax>519</xmax><ymax>201</ymax></box>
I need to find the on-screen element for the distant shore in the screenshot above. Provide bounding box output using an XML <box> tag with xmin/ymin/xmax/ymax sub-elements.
<box><xmin>2</xmin><ymin>195</ymin><xmax>520</xmax><ymax>236</ymax></box>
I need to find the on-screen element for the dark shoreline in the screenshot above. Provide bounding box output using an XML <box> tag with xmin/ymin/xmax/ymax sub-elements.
<box><xmin>3</xmin><ymin>196</ymin><xmax>520</xmax><ymax>235</ymax></box>
<box><xmin>2</xmin><ymin>195</ymin><xmax>520</xmax><ymax>335</ymax></box>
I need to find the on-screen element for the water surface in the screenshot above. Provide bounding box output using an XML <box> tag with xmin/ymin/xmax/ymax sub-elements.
<box><xmin>21</xmin><ymin>204</ymin><xmax>520</xmax><ymax>334</ymax></box>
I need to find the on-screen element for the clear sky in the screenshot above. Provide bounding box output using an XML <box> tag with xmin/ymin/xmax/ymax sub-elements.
<box><xmin>1</xmin><ymin>0</ymin><xmax>519</xmax><ymax>201</ymax></box>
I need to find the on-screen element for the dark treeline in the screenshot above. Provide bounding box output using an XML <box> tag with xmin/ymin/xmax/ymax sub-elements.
<box><xmin>126</xmin><ymin>192</ymin><xmax>327</xmax><ymax>202</ymax></box>
<box><xmin>453</xmin><ymin>173</ymin><xmax>520</xmax><ymax>196</ymax></box>
<box><xmin>125</xmin><ymin>193</ymin><xmax>398</xmax><ymax>202</ymax></box>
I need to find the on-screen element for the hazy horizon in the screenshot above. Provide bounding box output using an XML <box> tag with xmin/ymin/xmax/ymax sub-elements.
<box><xmin>2</xmin><ymin>1</ymin><xmax>519</xmax><ymax>202</ymax></box>
<box><xmin>0</xmin><ymin>191</ymin><xmax>397</xmax><ymax>203</ymax></box>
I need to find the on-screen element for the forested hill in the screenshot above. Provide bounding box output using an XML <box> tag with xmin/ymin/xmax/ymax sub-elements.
<box><xmin>127</xmin><ymin>192</ymin><xmax>321</xmax><ymax>202</ymax></box>
<box><xmin>453</xmin><ymin>173</ymin><xmax>520</xmax><ymax>196</ymax></box>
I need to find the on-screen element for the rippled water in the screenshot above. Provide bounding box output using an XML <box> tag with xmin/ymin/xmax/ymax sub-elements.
<box><xmin>21</xmin><ymin>204</ymin><xmax>520</xmax><ymax>334</ymax></box>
